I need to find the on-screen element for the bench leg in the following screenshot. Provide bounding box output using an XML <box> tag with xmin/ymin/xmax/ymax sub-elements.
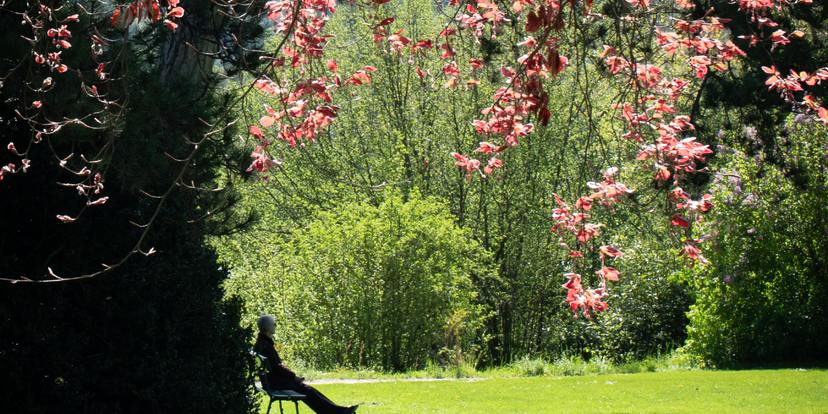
<box><xmin>294</xmin><ymin>400</ymin><xmax>300</xmax><ymax>414</ymax></box>
<box><xmin>265</xmin><ymin>397</ymin><xmax>273</xmax><ymax>414</ymax></box>
<box><xmin>279</xmin><ymin>400</ymin><xmax>285</xmax><ymax>414</ymax></box>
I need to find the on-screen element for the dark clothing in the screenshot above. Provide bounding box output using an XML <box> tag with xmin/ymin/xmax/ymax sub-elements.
<box><xmin>253</xmin><ymin>333</ymin><xmax>299</xmax><ymax>388</ymax></box>
<box><xmin>253</xmin><ymin>333</ymin><xmax>348</xmax><ymax>414</ymax></box>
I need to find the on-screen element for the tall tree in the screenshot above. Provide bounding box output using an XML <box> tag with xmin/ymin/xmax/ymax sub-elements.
<box><xmin>0</xmin><ymin>1</ymin><xmax>255</xmax><ymax>411</ymax></box>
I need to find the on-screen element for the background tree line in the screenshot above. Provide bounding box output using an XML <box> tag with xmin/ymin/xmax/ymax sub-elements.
<box><xmin>214</xmin><ymin>0</ymin><xmax>828</xmax><ymax>371</ymax></box>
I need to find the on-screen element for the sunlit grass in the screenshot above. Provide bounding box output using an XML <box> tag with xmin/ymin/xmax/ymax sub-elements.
<box><xmin>259</xmin><ymin>369</ymin><xmax>828</xmax><ymax>413</ymax></box>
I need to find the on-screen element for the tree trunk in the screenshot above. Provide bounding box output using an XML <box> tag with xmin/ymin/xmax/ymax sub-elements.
<box><xmin>159</xmin><ymin>1</ymin><xmax>225</xmax><ymax>86</ymax></box>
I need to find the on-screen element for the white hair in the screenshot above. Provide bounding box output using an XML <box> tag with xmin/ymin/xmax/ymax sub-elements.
<box><xmin>257</xmin><ymin>314</ymin><xmax>275</xmax><ymax>332</ymax></box>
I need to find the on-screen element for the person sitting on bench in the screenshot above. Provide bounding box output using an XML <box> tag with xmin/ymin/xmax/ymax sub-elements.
<box><xmin>254</xmin><ymin>315</ymin><xmax>357</xmax><ymax>414</ymax></box>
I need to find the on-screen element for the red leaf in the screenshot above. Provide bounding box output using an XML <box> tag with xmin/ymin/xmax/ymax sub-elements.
<box><xmin>260</xmin><ymin>116</ymin><xmax>276</xmax><ymax>128</ymax></box>
<box><xmin>150</xmin><ymin>2</ymin><xmax>162</xmax><ymax>22</ymax></box>
<box><xmin>96</xmin><ymin>63</ymin><xmax>107</xmax><ymax>80</ymax></box>
<box><xmin>654</xmin><ymin>165</ymin><xmax>671</xmax><ymax>181</ymax></box>
<box><xmin>164</xmin><ymin>19</ymin><xmax>178</xmax><ymax>31</ymax></box>
<box><xmin>168</xmin><ymin>7</ymin><xmax>185</xmax><ymax>18</ymax></box>
<box><xmin>680</xmin><ymin>242</ymin><xmax>708</xmax><ymax>264</ymax></box>
<box><xmin>249</xmin><ymin>125</ymin><xmax>265</xmax><ymax>139</ymax></box>
<box><xmin>671</xmin><ymin>214</ymin><xmax>690</xmax><ymax>228</ymax></box>
<box><xmin>600</xmin><ymin>245</ymin><xmax>624</xmax><ymax>258</ymax></box>
<box><xmin>56</xmin><ymin>215</ymin><xmax>76</xmax><ymax>223</ymax></box>
<box><xmin>474</xmin><ymin>142</ymin><xmax>500</xmax><ymax>154</ymax></box>
<box><xmin>87</xmin><ymin>197</ymin><xmax>109</xmax><ymax>206</ymax></box>
<box><xmin>413</xmin><ymin>40</ymin><xmax>433</xmax><ymax>51</ymax></box>
<box><xmin>818</xmin><ymin>107</ymin><xmax>828</xmax><ymax>125</ymax></box>
<box><xmin>376</xmin><ymin>17</ymin><xmax>395</xmax><ymax>27</ymax></box>
<box><xmin>597</xmin><ymin>267</ymin><xmax>620</xmax><ymax>282</ymax></box>
<box><xmin>525</xmin><ymin>11</ymin><xmax>541</xmax><ymax>32</ymax></box>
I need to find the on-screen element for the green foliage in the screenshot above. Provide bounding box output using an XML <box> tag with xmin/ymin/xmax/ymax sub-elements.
<box><xmin>276</xmin><ymin>350</ymin><xmax>693</xmax><ymax>381</ymax></box>
<box><xmin>594</xmin><ymin>247</ymin><xmax>693</xmax><ymax>362</ymax></box>
<box><xmin>512</xmin><ymin>356</ymin><xmax>550</xmax><ymax>377</ymax></box>
<box><xmin>683</xmin><ymin>121</ymin><xmax>828</xmax><ymax>367</ymax></box>
<box><xmin>226</xmin><ymin>0</ymin><xmax>694</xmax><ymax>368</ymax></box>
<box><xmin>486</xmin><ymin>222</ymin><xmax>694</xmax><ymax>363</ymax></box>
<box><xmin>222</xmin><ymin>191</ymin><xmax>495</xmax><ymax>371</ymax></box>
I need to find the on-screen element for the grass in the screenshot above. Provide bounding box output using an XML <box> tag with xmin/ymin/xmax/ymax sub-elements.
<box><xmin>259</xmin><ymin>369</ymin><xmax>828</xmax><ymax>413</ymax></box>
<box><xmin>294</xmin><ymin>353</ymin><xmax>694</xmax><ymax>381</ymax></box>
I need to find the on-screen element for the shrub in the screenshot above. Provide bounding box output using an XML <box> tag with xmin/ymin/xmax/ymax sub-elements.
<box><xmin>513</xmin><ymin>356</ymin><xmax>549</xmax><ymax>377</ymax></box>
<box><xmin>596</xmin><ymin>265</ymin><xmax>693</xmax><ymax>362</ymax></box>
<box><xmin>682</xmin><ymin>122</ymin><xmax>828</xmax><ymax>366</ymax></box>
<box><xmin>225</xmin><ymin>191</ymin><xmax>495</xmax><ymax>372</ymax></box>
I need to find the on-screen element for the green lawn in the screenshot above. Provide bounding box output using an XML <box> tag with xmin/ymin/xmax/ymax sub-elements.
<box><xmin>261</xmin><ymin>369</ymin><xmax>828</xmax><ymax>413</ymax></box>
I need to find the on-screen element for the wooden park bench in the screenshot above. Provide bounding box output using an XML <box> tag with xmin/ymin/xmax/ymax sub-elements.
<box><xmin>251</xmin><ymin>350</ymin><xmax>307</xmax><ymax>414</ymax></box>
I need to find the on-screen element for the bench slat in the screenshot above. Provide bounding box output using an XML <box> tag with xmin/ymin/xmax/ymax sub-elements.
<box><xmin>267</xmin><ymin>389</ymin><xmax>306</xmax><ymax>399</ymax></box>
